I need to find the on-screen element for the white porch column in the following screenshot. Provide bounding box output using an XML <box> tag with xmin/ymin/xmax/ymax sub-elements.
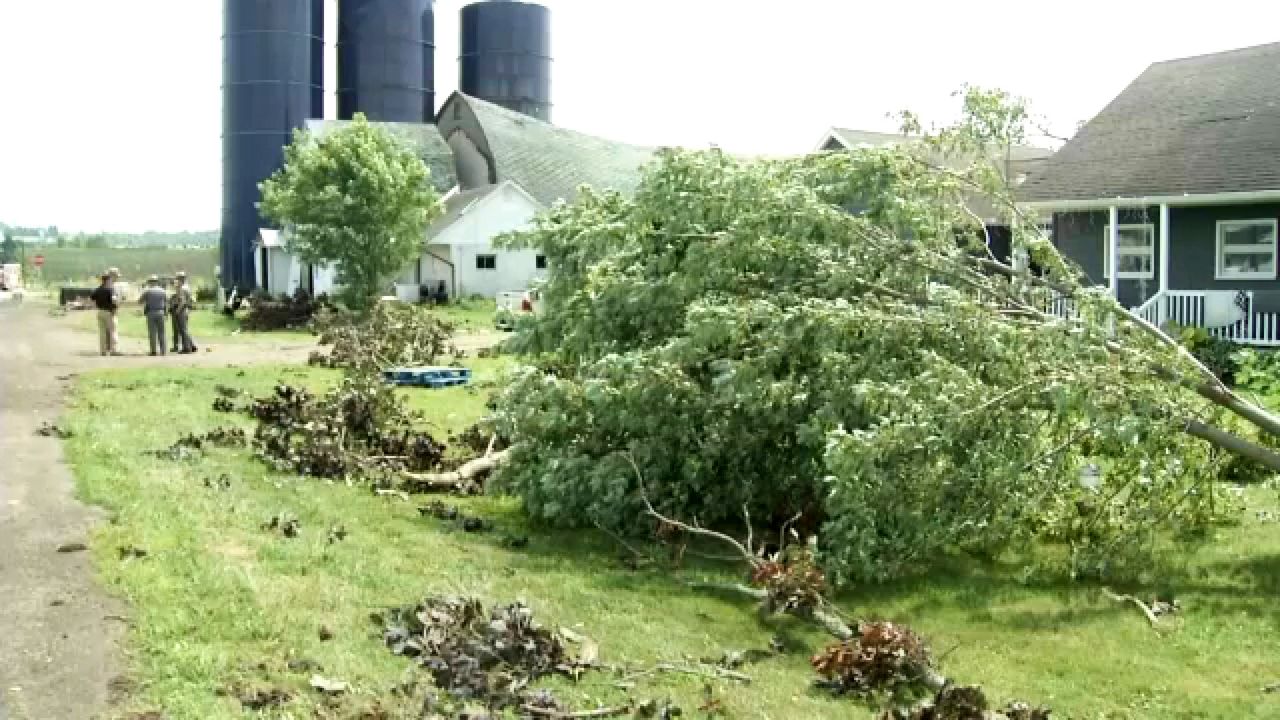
<box><xmin>1108</xmin><ymin>206</ymin><xmax>1120</xmax><ymax>300</ymax></box>
<box><xmin>1158</xmin><ymin>203</ymin><xmax>1170</xmax><ymax>326</ymax></box>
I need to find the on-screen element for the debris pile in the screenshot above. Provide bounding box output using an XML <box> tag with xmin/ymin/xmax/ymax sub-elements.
<box><xmin>309</xmin><ymin>302</ymin><xmax>456</xmax><ymax>373</ymax></box>
<box><xmin>751</xmin><ymin>546</ymin><xmax>827</xmax><ymax>614</ymax></box>
<box><xmin>250</xmin><ymin>377</ymin><xmax>444</xmax><ymax>481</ymax></box>
<box><xmin>812</xmin><ymin>621</ymin><xmax>935</xmax><ymax>700</ymax></box>
<box><xmin>153</xmin><ymin>428</ymin><xmax>247</xmax><ymax>461</ymax></box>
<box><xmin>418</xmin><ymin>501</ymin><xmax>493</xmax><ymax>534</ymax></box>
<box><xmin>879</xmin><ymin>685</ymin><xmax>1053</xmax><ymax>720</ymax></box>
<box><xmin>374</xmin><ymin>596</ymin><xmax>583</xmax><ymax>715</ymax></box>
<box><xmin>261</xmin><ymin>513</ymin><xmax>300</xmax><ymax>538</ymax></box>
<box><xmin>241</xmin><ymin>289</ymin><xmax>330</xmax><ymax>332</ymax></box>
<box><xmin>36</xmin><ymin>421</ymin><xmax>74</xmax><ymax>439</ymax></box>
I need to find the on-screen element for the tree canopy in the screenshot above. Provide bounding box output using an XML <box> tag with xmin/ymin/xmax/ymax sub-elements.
<box><xmin>261</xmin><ymin>114</ymin><xmax>441</xmax><ymax>311</ymax></box>
<box><xmin>491</xmin><ymin>88</ymin><xmax>1280</xmax><ymax>584</ymax></box>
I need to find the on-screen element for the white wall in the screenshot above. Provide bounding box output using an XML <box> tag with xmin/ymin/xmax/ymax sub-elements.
<box><xmin>427</xmin><ymin>182</ymin><xmax>545</xmax><ymax>298</ymax></box>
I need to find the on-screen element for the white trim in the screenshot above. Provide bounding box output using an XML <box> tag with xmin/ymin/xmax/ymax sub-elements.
<box><xmin>1158</xmin><ymin>204</ymin><xmax>1170</xmax><ymax>326</ymax></box>
<box><xmin>1103</xmin><ymin>222</ymin><xmax>1155</xmax><ymax>280</ymax></box>
<box><xmin>1215</xmin><ymin>218</ymin><xmax>1279</xmax><ymax>280</ymax></box>
<box><xmin>1020</xmin><ymin>189</ymin><xmax>1280</xmax><ymax>211</ymax></box>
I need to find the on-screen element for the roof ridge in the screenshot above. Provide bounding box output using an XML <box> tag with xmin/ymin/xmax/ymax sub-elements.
<box><xmin>1151</xmin><ymin>40</ymin><xmax>1280</xmax><ymax>67</ymax></box>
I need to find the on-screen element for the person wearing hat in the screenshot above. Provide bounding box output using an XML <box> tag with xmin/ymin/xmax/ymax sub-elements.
<box><xmin>169</xmin><ymin>271</ymin><xmax>197</xmax><ymax>354</ymax></box>
<box><xmin>138</xmin><ymin>275</ymin><xmax>169</xmax><ymax>356</ymax></box>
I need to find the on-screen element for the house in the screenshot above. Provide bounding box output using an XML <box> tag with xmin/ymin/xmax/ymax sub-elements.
<box><xmin>1019</xmin><ymin>42</ymin><xmax>1280</xmax><ymax>345</ymax></box>
<box><xmin>815</xmin><ymin>127</ymin><xmax>1055</xmax><ymax>263</ymax></box>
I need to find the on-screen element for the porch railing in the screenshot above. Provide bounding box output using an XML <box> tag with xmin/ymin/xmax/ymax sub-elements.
<box><xmin>1132</xmin><ymin>290</ymin><xmax>1280</xmax><ymax>347</ymax></box>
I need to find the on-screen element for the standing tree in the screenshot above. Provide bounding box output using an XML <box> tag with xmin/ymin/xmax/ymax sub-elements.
<box><xmin>260</xmin><ymin>114</ymin><xmax>442</xmax><ymax>312</ymax></box>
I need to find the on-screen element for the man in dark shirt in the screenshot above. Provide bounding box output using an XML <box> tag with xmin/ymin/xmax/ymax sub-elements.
<box><xmin>90</xmin><ymin>274</ymin><xmax>120</xmax><ymax>356</ymax></box>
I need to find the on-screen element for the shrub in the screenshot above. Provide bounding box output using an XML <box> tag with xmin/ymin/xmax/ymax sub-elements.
<box><xmin>1174</xmin><ymin>325</ymin><xmax>1239</xmax><ymax>383</ymax></box>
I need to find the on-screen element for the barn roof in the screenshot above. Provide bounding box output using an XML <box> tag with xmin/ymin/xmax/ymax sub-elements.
<box><xmin>304</xmin><ymin>119</ymin><xmax>458</xmax><ymax>195</ymax></box>
<box><xmin>438</xmin><ymin>93</ymin><xmax>656</xmax><ymax>206</ymax></box>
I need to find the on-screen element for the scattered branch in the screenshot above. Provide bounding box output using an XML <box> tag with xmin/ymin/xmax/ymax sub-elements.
<box><xmin>402</xmin><ymin>448</ymin><xmax>512</xmax><ymax>492</ymax></box>
<box><xmin>521</xmin><ymin>705</ymin><xmax>631</xmax><ymax>719</ymax></box>
<box><xmin>1101</xmin><ymin>587</ymin><xmax>1162</xmax><ymax>630</ymax></box>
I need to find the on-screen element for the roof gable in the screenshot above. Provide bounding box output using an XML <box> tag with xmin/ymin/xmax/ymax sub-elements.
<box><xmin>1021</xmin><ymin>42</ymin><xmax>1280</xmax><ymax>203</ymax></box>
<box><xmin>427</xmin><ymin>180</ymin><xmax>541</xmax><ymax>240</ymax></box>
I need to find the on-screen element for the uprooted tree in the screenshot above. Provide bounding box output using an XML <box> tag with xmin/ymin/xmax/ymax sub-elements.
<box><xmin>484</xmin><ymin>87</ymin><xmax>1280</xmax><ymax>585</ymax></box>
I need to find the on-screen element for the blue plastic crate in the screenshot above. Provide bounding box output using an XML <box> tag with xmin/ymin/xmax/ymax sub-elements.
<box><xmin>382</xmin><ymin>366</ymin><xmax>472</xmax><ymax>388</ymax></box>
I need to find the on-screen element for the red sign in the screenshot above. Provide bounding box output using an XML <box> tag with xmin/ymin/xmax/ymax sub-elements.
<box><xmin>33</xmin><ymin>255</ymin><xmax>44</xmax><ymax>267</ymax></box>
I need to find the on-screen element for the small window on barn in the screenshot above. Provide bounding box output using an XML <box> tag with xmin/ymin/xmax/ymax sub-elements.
<box><xmin>1217</xmin><ymin>219</ymin><xmax>1277</xmax><ymax>280</ymax></box>
<box><xmin>1102</xmin><ymin>224</ymin><xmax>1154</xmax><ymax>280</ymax></box>
<box><xmin>476</xmin><ymin>254</ymin><xmax>497</xmax><ymax>270</ymax></box>
<box><xmin>535</xmin><ymin>255</ymin><xmax>547</xmax><ymax>269</ymax></box>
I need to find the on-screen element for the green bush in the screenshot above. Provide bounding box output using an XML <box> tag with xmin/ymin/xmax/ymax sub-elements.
<box><xmin>1174</xmin><ymin>325</ymin><xmax>1239</xmax><ymax>383</ymax></box>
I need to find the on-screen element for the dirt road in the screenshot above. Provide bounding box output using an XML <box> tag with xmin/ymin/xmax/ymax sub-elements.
<box><xmin>0</xmin><ymin>299</ymin><xmax>502</xmax><ymax>718</ymax></box>
<box><xmin>0</xmin><ymin>300</ymin><xmax>320</xmax><ymax>719</ymax></box>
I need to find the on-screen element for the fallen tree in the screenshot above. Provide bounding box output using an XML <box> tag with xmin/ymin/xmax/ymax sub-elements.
<box><xmin>489</xmin><ymin>87</ymin><xmax>1280</xmax><ymax>584</ymax></box>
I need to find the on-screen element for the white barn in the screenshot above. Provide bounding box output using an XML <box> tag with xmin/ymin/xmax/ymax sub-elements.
<box><xmin>396</xmin><ymin>180</ymin><xmax>545</xmax><ymax>299</ymax></box>
<box><xmin>256</xmin><ymin>94</ymin><xmax>655</xmax><ymax>302</ymax></box>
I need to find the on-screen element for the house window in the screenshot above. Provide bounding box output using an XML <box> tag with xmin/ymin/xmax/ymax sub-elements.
<box><xmin>476</xmin><ymin>254</ymin><xmax>497</xmax><ymax>270</ymax></box>
<box><xmin>535</xmin><ymin>254</ymin><xmax>547</xmax><ymax>270</ymax></box>
<box><xmin>1102</xmin><ymin>224</ymin><xmax>1154</xmax><ymax>279</ymax></box>
<box><xmin>1216</xmin><ymin>219</ymin><xmax>1277</xmax><ymax>280</ymax></box>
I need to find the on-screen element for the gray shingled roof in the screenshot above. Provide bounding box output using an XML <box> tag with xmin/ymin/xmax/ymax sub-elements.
<box><xmin>825</xmin><ymin>127</ymin><xmax>1054</xmax><ymax>178</ymax></box>
<box><xmin>304</xmin><ymin>119</ymin><xmax>458</xmax><ymax>195</ymax></box>
<box><xmin>461</xmin><ymin>94</ymin><xmax>656</xmax><ymax>206</ymax></box>
<box><xmin>1021</xmin><ymin>42</ymin><xmax>1280</xmax><ymax>203</ymax></box>
<box><xmin>822</xmin><ymin>127</ymin><xmax>1055</xmax><ymax>221</ymax></box>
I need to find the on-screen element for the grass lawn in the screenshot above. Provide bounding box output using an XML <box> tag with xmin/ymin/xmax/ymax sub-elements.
<box><xmin>435</xmin><ymin>298</ymin><xmax>497</xmax><ymax>331</ymax></box>
<box><xmin>63</xmin><ymin>363</ymin><xmax>1280</xmax><ymax>719</ymax></box>
<box><xmin>66</xmin><ymin>306</ymin><xmax>314</xmax><ymax>345</ymax></box>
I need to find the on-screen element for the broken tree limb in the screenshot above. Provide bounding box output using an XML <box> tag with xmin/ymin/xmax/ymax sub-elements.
<box><xmin>401</xmin><ymin>448</ymin><xmax>512</xmax><ymax>490</ymax></box>
<box><xmin>1102</xmin><ymin>587</ymin><xmax>1162</xmax><ymax>629</ymax></box>
<box><xmin>521</xmin><ymin>704</ymin><xmax>631</xmax><ymax>719</ymax></box>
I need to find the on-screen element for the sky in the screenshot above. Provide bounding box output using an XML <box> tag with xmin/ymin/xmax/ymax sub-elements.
<box><xmin>1</xmin><ymin>0</ymin><xmax>1278</xmax><ymax>233</ymax></box>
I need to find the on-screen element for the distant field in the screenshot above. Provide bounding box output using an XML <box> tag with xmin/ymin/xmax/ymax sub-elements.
<box><xmin>34</xmin><ymin>248</ymin><xmax>218</xmax><ymax>286</ymax></box>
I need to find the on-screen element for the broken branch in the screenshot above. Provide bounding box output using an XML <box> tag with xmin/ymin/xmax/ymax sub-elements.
<box><xmin>402</xmin><ymin>448</ymin><xmax>512</xmax><ymax>490</ymax></box>
<box><xmin>1102</xmin><ymin>587</ymin><xmax>1162</xmax><ymax>629</ymax></box>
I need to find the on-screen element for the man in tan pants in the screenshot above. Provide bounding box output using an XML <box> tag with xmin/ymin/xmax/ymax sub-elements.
<box><xmin>107</xmin><ymin>267</ymin><xmax>122</xmax><ymax>350</ymax></box>
<box><xmin>89</xmin><ymin>273</ymin><xmax>120</xmax><ymax>356</ymax></box>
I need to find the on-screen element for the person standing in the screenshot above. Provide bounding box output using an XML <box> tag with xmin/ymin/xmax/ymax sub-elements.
<box><xmin>170</xmin><ymin>271</ymin><xmax>197</xmax><ymax>354</ymax></box>
<box><xmin>139</xmin><ymin>275</ymin><xmax>168</xmax><ymax>356</ymax></box>
<box><xmin>107</xmin><ymin>267</ymin><xmax>122</xmax><ymax>351</ymax></box>
<box><xmin>89</xmin><ymin>274</ymin><xmax>120</xmax><ymax>356</ymax></box>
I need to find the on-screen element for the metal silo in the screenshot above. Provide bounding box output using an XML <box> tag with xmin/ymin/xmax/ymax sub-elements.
<box><xmin>338</xmin><ymin>0</ymin><xmax>436</xmax><ymax>122</ymax></box>
<box><xmin>459</xmin><ymin>0</ymin><xmax>552</xmax><ymax>122</ymax></box>
<box><xmin>221</xmin><ymin>0</ymin><xmax>324</xmax><ymax>292</ymax></box>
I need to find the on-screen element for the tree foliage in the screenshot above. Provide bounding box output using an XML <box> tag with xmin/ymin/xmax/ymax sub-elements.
<box><xmin>260</xmin><ymin>114</ymin><xmax>441</xmax><ymax>311</ymax></box>
<box><xmin>491</xmin><ymin>88</ymin><xmax>1280</xmax><ymax>584</ymax></box>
